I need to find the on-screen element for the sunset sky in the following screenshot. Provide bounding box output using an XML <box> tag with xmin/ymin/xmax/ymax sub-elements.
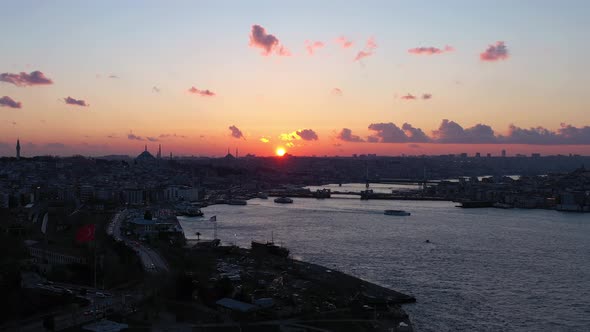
<box><xmin>1</xmin><ymin>0</ymin><xmax>589</xmax><ymax>157</ymax></box>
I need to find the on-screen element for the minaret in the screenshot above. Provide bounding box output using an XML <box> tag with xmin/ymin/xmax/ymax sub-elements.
<box><xmin>157</xmin><ymin>144</ymin><xmax>162</xmax><ymax>159</ymax></box>
<box><xmin>16</xmin><ymin>139</ymin><xmax>21</xmax><ymax>160</ymax></box>
<box><xmin>235</xmin><ymin>148</ymin><xmax>238</xmax><ymax>159</ymax></box>
<box><xmin>144</xmin><ymin>144</ymin><xmax>147</xmax><ymax>152</ymax></box>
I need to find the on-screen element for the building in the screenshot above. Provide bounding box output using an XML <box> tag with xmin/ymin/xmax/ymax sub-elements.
<box><xmin>123</xmin><ymin>189</ymin><xmax>144</xmax><ymax>205</ymax></box>
<box><xmin>129</xmin><ymin>216</ymin><xmax>183</xmax><ymax>238</ymax></box>
<box><xmin>135</xmin><ymin>145</ymin><xmax>156</xmax><ymax>164</ymax></box>
<box><xmin>16</xmin><ymin>139</ymin><xmax>20</xmax><ymax>160</ymax></box>
<box><xmin>501</xmin><ymin>149</ymin><xmax>506</xmax><ymax>157</ymax></box>
<box><xmin>25</xmin><ymin>240</ymin><xmax>87</xmax><ymax>273</ymax></box>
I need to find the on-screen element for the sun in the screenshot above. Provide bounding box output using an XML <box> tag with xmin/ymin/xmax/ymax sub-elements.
<box><xmin>275</xmin><ymin>147</ymin><xmax>286</xmax><ymax>157</ymax></box>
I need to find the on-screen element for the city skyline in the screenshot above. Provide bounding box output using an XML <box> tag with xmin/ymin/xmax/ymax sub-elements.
<box><xmin>1</xmin><ymin>1</ymin><xmax>590</xmax><ymax>157</ymax></box>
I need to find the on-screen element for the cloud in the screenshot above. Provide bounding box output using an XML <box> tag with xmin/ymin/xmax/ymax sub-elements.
<box><xmin>401</xmin><ymin>94</ymin><xmax>417</xmax><ymax>100</ymax></box>
<box><xmin>0</xmin><ymin>70</ymin><xmax>53</xmax><ymax>86</ymax></box>
<box><xmin>64</xmin><ymin>96</ymin><xmax>89</xmax><ymax>107</ymax></box>
<box><xmin>159</xmin><ymin>133</ymin><xmax>187</xmax><ymax>139</ymax></box>
<box><xmin>280</xmin><ymin>129</ymin><xmax>319</xmax><ymax>142</ymax></box>
<box><xmin>259</xmin><ymin>136</ymin><xmax>270</xmax><ymax>143</ymax></box>
<box><xmin>128</xmin><ymin>132</ymin><xmax>144</xmax><ymax>141</ymax></box>
<box><xmin>331</xmin><ymin>88</ymin><xmax>343</xmax><ymax>96</ymax></box>
<box><xmin>337</xmin><ymin>128</ymin><xmax>364</xmax><ymax>142</ymax></box>
<box><xmin>367</xmin><ymin>136</ymin><xmax>379</xmax><ymax>143</ymax></box>
<box><xmin>146</xmin><ymin>137</ymin><xmax>159</xmax><ymax>142</ymax></box>
<box><xmin>408</xmin><ymin>45</ymin><xmax>454</xmax><ymax>55</ymax></box>
<box><xmin>108</xmin><ymin>74</ymin><xmax>119</xmax><ymax>79</ymax></box>
<box><xmin>106</xmin><ymin>135</ymin><xmax>117</xmax><ymax>139</ymax></box>
<box><xmin>432</xmin><ymin>119</ymin><xmax>497</xmax><ymax>143</ymax></box>
<box><xmin>229</xmin><ymin>125</ymin><xmax>245</xmax><ymax>139</ymax></box>
<box><xmin>0</xmin><ymin>96</ymin><xmax>22</xmax><ymax>109</ymax></box>
<box><xmin>305</xmin><ymin>40</ymin><xmax>324</xmax><ymax>55</ymax></box>
<box><xmin>152</xmin><ymin>86</ymin><xmax>160</xmax><ymax>93</ymax></box>
<box><xmin>188</xmin><ymin>87</ymin><xmax>215</xmax><ymax>97</ymax></box>
<box><xmin>422</xmin><ymin>93</ymin><xmax>432</xmax><ymax>100</ymax></box>
<box><xmin>368</xmin><ymin>122</ymin><xmax>431</xmax><ymax>143</ymax></box>
<box><xmin>408</xmin><ymin>144</ymin><xmax>421</xmax><ymax>148</ymax></box>
<box><xmin>296</xmin><ymin>129</ymin><xmax>318</xmax><ymax>141</ymax></box>
<box><xmin>336</xmin><ymin>36</ymin><xmax>353</xmax><ymax>49</ymax></box>
<box><xmin>354</xmin><ymin>37</ymin><xmax>377</xmax><ymax>61</ymax></box>
<box><xmin>480</xmin><ymin>41</ymin><xmax>509</xmax><ymax>62</ymax></box>
<box><xmin>401</xmin><ymin>123</ymin><xmax>431</xmax><ymax>142</ymax></box>
<box><xmin>249</xmin><ymin>24</ymin><xmax>291</xmax><ymax>56</ymax></box>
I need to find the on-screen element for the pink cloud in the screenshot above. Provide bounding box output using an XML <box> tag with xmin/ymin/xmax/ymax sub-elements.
<box><xmin>249</xmin><ymin>24</ymin><xmax>291</xmax><ymax>56</ymax></box>
<box><xmin>408</xmin><ymin>45</ymin><xmax>454</xmax><ymax>55</ymax></box>
<box><xmin>480</xmin><ymin>41</ymin><xmax>509</xmax><ymax>62</ymax></box>
<box><xmin>354</xmin><ymin>37</ymin><xmax>377</xmax><ymax>61</ymax></box>
<box><xmin>401</xmin><ymin>94</ymin><xmax>417</xmax><ymax>100</ymax></box>
<box><xmin>188</xmin><ymin>87</ymin><xmax>215</xmax><ymax>97</ymax></box>
<box><xmin>0</xmin><ymin>96</ymin><xmax>22</xmax><ymax>109</ymax></box>
<box><xmin>0</xmin><ymin>70</ymin><xmax>53</xmax><ymax>87</ymax></box>
<box><xmin>64</xmin><ymin>96</ymin><xmax>89</xmax><ymax>107</ymax></box>
<box><xmin>422</xmin><ymin>93</ymin><xmax>432</xmax><ymax>100</ymax></box>
<box><xmin>336</xmin><ymin>36</ymin><xmax>353</xmax><ymax>49</ymax></box>
<box><xmin>229</xmin><ymin>125</ymin><xmax>245</xmax><ymax>139</ymax></box>
<box><xmin>305</xmin><ymin>40</ymin><xmax>325</xmax><ymax>55</ymax></box>
<box><xmin>331</xmin><ymin>88</ymin><xmax>343</xmax><ymax>96</ymax></box>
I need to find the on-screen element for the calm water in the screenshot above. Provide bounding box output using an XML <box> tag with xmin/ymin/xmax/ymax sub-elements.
<box><xmin>178</xmin><ymin>198</ymin><xmax>590</xmax><ymax>331</ymax></box>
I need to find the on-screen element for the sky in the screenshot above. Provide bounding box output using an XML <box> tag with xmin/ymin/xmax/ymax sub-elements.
<box><xmin>1</xmin><ymin>0</ymin><xmax>589</xmax><ymax>157</ymax></box>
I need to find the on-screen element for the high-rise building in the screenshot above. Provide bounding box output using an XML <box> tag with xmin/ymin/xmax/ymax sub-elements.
<box><xmin>501</xmin><ymin>149</ymin><xmax>506</xmax><ymax>157</ymax></box>
<box><xmin>16</xmin><ymin>139</ymin><xmax>20</xmax><ymax>160</ymax></box>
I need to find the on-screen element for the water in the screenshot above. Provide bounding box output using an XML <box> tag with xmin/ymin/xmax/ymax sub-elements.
<box><xmin>178</xmin><ymin>198</ymin><xmax>590</xmax><ymax>331</ymax></box>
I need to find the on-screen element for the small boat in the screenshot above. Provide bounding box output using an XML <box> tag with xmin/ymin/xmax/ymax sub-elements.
<box><xmin>178</xmin><ymin>208</ymin><xmax>203</xmax><ymax>217</ymax></box>
<box><xmin>274</xmin><ymin>197</ymin><xmax>293</xmax><ymax>204</ymax></box>
<box><xmin>257</xmin><ymin>192</ymin><xmax>269</xmax><ymax>199</ymax></box>
<box><xmin>384</xmin><ymin>210</ymin><xmax>411</xmax><ymax>216</ymax></box>
<box><xmin>251</xmin><ymin>241</ymin><xmax>289</xmax><ymax>258</ymax></box>
<box><xmin>229</xmin><ymin>199</ymin><xmax>247</xmax><ymax>205</ymax></box>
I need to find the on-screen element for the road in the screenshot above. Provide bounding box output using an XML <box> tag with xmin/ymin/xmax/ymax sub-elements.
<box><xmin>108</xmin><ymin>209</ymin><xmax>169</xmax><ymax>274</ymax></box>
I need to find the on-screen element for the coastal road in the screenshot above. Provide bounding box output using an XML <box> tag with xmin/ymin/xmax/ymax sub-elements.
<box><xmin>108</xmin><ymin>209</ymin><xmax>169</xmax><ymax>274</ymax></box>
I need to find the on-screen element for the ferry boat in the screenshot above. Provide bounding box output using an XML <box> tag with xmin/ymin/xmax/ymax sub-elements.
<box><xmin>384</xmin><ymin>209</ymin><xmax>411</xmax><ymax>216</ymax></box>
<box><xmin>274</xmin><ymin>197</ymin><xmax>293</xmax><ymax>204</ymax></box>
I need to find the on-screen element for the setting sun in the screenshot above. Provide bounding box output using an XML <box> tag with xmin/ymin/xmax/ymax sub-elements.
<box><xmin>275</xmin><ymin>147</ymin><xmax>286</xmax><ymax>157</ymax></box>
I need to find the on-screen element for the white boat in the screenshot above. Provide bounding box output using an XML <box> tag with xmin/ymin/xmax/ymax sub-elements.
<box><xmin>274</xmin><ymin>197</ymin><xmax>293</xmax><ymax>204</ymax></box>
<box><xmin>384</xmin><ymin>210</ymin><xmax>410</xmax><ymax>216</ymax></box>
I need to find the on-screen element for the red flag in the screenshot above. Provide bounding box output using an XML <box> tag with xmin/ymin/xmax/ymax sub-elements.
<box><xmin>76</xmin><ymin>224</ymin><xmax>95</xmax><ymax>243</ymax></box>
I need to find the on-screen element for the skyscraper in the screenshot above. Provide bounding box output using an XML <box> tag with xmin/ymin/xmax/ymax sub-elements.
<box><xmin>16</xmin><ymin>139</ymin><xmax>20</xmax><ymax>160</ymax></box>
<box><xmin>501</xmin><ymin>149</ymin><xmax>506</xmax><ymax>157</ymax></box>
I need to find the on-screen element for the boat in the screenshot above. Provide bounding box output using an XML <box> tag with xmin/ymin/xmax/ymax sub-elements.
<box><xmin>229</xmin><ymin>199</ymin><xmax>247</xmax><ymax>205</ymax></box>
<box><xmin>257</xmin><ymin>192</ymin><xmax>269</xmax><ymax>199</ymax></box>
<box><xmin>384</xmin><ymin>210</ymin><xmax>411</xmax><ymax>216</ymax></box>
<box><xmin>274</xmin><ymin>197</ymin><xmax>293</xmax><ymax>204</ymax></box>
<box><xmin>178</xmin><ymin>207</ymin><xmax>203</xmax><ymax>217</ymax></box>
<box><xmin>456</xmin><ymin>200</ymin><xmax>494</xmax><ymax>208</ymax></box>
<box><xmin>251</xmin><ymin>241</ymin><xmax>289</xmax><ymax>258</ymax></box>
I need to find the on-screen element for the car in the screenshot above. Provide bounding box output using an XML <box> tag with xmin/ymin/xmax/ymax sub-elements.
<box><xmin>95</xmin><ymin>292</ymin><xmax>107</xmax><ymax>298</ymax></box>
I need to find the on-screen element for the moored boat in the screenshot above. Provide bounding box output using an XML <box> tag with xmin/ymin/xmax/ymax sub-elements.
<box><xmin>384</xmin><ymin>209</ymin><xmax>411</xmax><ymax>216</ymax></box>
<box><xmin>274</xmin><ymin>196</ymin><xmax>293</xmax><ymax>204</ymax></box>
<box><xmin>229</xmin><ymin>199</ymin><xmax>247</xmax><ymax>205</ymax></box>
<box><xmin>251</xmin><ymin>241</ymin><xmax>289</xmax><ymax>258</ymax></box>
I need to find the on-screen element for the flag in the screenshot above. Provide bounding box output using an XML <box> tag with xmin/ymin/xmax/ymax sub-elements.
<box><xmin>209</xmin><ymin>216</ymin><xmax>217</xmax><ymax>222</ymax></box>
<box><xmin>75</xmin><ymin>224</ymin><xmax>95</xmax><ymax>243</ymax></box>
